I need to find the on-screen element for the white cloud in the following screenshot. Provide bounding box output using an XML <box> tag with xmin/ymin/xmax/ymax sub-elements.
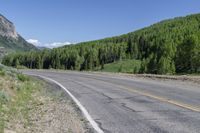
<box><xmin>44</xmin><ymin>42</ymin><xmax>71</xmax><ymax>48</ymax></box>
<box><xmin>26</xmin><ymin>39</ymin><xmax>41</xmax><ymax>46</ymax></box>
<box><xmin>26</xmin><ymin>39</ymin><xmax>71</xmax><ymax>48</ymax></box>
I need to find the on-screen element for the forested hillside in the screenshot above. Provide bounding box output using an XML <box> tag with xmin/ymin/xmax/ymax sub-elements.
<box><xmin>2</xmin><ymin>13</ymin><xmax>200</xmax><ymax>74</ymax></box>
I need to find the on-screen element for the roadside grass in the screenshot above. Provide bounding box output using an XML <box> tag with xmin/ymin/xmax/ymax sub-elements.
<box><xmin>0</xmin><ymin>64</ymin><xmax>89</xmax><ymax>133</ymax></box>
<box><xmin>0</xmin><ymin>64</ymin><xmax>42</xmax><ymax>132</ymax></box>
<box><xmin>99</xmin><ymin>59</ymin><xmax>141</xmax><ymax>73</ymax></box>
<box><xmin>17</xmin><ymin>73</ymin><xmax>30</xmax><ymax>82</ymax></box>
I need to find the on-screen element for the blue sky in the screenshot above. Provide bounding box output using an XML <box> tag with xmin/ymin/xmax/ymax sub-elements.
<box><xmin>0</xmin><ymin>0</ymin><xmax>200</xmax><ymax>47</ymax></box>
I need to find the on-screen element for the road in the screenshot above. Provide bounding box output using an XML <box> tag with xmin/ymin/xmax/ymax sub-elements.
<box><xmin>23</xmin><ymin>70</ymin><xmax>200</xmax><ymax>133</ymax></box>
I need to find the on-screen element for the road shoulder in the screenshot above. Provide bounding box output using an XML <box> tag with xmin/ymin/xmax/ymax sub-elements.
<box><xmin>3</xmin><ymin>76</ymin><xmax>92</xmax><ymax>133</ymax></box>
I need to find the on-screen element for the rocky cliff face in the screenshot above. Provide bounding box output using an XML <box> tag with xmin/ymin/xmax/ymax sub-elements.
<box><xmin>0</xmin><ymin>14</ymin><xmax>37</xmax><ymax>53</ymax></box>
<box><xmin>0</xmin><ymin>15</ymin><xmax>18</xmax><ymax>39</ymax></box>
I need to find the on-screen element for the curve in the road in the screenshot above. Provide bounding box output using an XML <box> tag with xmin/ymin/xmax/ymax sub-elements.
<box><xmin>27</xmin><ymin>74</ymin><xmax>104</xmax><ymax>133</ymax></box>
<box><xmin>23</xmin><ymin>70</ymin><xmax>200</xmax><ymax>133</ymax></box>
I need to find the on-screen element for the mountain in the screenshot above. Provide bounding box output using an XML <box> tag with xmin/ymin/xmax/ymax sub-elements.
<box><xmin>0</xmin><ymin>14</ymin><xmax>37</xmax><ymax>53</ymax></box>
<box><xmin>2</xmin><ymin>13</ymin><xmax>200</xmax><ymax>74</ymax></box>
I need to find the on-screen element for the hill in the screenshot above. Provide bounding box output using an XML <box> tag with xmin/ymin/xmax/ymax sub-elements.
<box><xmin>0</xmin><ymin>14</ymin><xmax>37</xmax><ymax>56</ymax></box>
<box><xmin>2</xmin><ymin>13</ymin><xmax>200</xmax><ymax>74</ymax></box>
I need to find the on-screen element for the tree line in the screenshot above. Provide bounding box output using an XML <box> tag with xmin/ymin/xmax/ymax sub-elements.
<box><xmin>2</xmin><ymin>13</ymin><xmax>200</xmax><ymax>74</ymax></box>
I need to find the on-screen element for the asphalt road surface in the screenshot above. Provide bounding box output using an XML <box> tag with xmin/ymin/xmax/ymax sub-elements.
<box><xmin>23</xmin><ymin>70</ymin><xmax>200</xmax><ymax>133</ymax></box>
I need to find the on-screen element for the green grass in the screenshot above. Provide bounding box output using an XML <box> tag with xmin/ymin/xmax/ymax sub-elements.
<box><xmin>99</xmin><ymin>59</ymin><xmax>141</xmax><ymax>73</ymax></box>
<box><xmin>17</xmin><ymin>74</ymin><xmax>30</xmax><ymax>82</ymax></box>
<box><xmin>0</xmin><ymin>68</ymin><xmax>5</xmax><ymax>76</ymax></box>
<box><xmin>0</xmin><ymin>64</ymin><xmax>42</xmax><ymax>132</ymax></box>
<box><xmin>16</xmin><ymin>65</ymin><xmax>28</xmax><ymax>69</ymax></box>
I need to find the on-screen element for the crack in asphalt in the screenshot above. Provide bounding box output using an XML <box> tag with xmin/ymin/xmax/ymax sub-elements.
<box><xmin>95</xmin><ymin>120</ymin><xmax>111</xmax><ymax>133</ymax></box>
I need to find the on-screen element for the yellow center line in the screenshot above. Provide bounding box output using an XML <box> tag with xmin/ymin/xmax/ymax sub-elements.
<box><xmin>93</xmin><ymin>78</ymin><xmax>200</xmax><ymax>112</ymax></box>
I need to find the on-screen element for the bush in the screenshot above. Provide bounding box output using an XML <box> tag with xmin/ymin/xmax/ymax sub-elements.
<box><xmin>133</xmin><ymin>65</ymin><xmax>141</xmax><ymax>74</ymax></box>
<box><xmin>0</xmin><ymin>69</ymin><xmax>5</xmax><ymax>76</ymax></box>
<box><xmin>0</xmin><ymin>91</ymin><xmax>9</xmax><ymax>104</ymax></box>
<box><xmin>118</xmin><ymin>65</ymin><xmax>123</xmax><ymax>72</ymax></box>
<box><xmin>17</xmin><ymin>74</ymin><xmax>30</xmax><ymax>82</ymax></box>
<box><xmin>16</xmin><ymin>65</ymin><xmax>28</xmax><ymax>69</ymax></box>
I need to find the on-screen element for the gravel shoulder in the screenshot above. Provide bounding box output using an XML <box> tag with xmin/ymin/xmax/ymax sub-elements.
<box><xmin>85</xmin><ymin>71</ymin><xmax>200</xmax><ymax>85</ymax></box>
<box><xmin>4</xmin><ymin>77</ymin><xmax>92</xmax><ymax>133</ymax></box>
<box><xmin>134</xmin><ymin>74</ymin><xmax>200</xmax><ymax>84</ymax></box>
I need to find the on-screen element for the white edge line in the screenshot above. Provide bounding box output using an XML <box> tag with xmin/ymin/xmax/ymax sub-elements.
<box><xmin>27</xmin><ymin>74</ymin><xmax>104</xmax><ymax>133</ymax></box>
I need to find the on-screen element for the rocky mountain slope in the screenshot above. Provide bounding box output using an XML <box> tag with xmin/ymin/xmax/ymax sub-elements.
<box><xmin>0</xmin><ymin>14</ymin><xmax>37</xmax><ymax>54</ymax></box>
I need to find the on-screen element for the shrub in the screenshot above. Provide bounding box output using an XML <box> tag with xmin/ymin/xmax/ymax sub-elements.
<box><xmin>0</xmin><ymin>91</ymin><xmax>9</xmax><ymax>104</ymax></box>
<box><xmin>0</xmin><ymin>70</ymin><xmax>5</xmax><ymax>76</ymax></box>
<box><xmin>17</xmin><ymin>74</ymin><xmax>30</xmax><ymax>82</ymax></box>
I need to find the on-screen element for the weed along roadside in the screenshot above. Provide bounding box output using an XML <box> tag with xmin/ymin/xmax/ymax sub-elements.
<box><xmin>0</xmin><ymin>65</ymin><xmax>91</xmax><ymax>133</ymax></box>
